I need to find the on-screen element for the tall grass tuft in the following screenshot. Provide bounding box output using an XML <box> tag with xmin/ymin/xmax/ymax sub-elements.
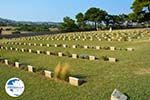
<box><xmin>54</xmin><ymin>62</ymin><xmax>62</xmax><ymax>79</ymax></box>
<box><xmin>54</xmin><ymin>63</ymin><xmax>70</xmax><ymax>81</ymax></box>
<box><xmin>60</xmin><ymin>63</ymin><xmax>70</xmax><ymax>81</ymax></box>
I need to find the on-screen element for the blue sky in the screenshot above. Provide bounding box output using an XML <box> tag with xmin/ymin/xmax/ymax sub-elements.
<box><xmin>0</xmin><ymin>0</ymin><xmax>133</xmax><ymax>22</ymax></box>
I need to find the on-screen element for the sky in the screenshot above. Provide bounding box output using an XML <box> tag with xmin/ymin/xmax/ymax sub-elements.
<box><xmin>0</xmin><ymin>0</ymin><xmax>133</xmax><ymax>22</ymax></box>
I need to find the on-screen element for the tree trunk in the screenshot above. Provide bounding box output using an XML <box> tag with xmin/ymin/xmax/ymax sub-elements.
<box><xmin>95</xmin><ymin>21</ymin><xmax>97</xmax><ymax>30</ymax></box>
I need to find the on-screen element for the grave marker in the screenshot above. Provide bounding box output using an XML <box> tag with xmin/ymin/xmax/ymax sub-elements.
<box><xmin>15</xmin><ymin>62</ymin><xmax>20</xmax><ymax>68</ymax></box>
<box><xmin>89</xmin><ymin>56</ymin><xmax>96</xmax><ymax>60</ymax></box>
<box><xmin>4</xmin><ymin>59</ymin><xmax>8</xmax><ymax>65</ymax></box>
<box><xmin>29</xmin><ymin>49</ymin><xmax>32</xmax><ymax>53</ymax></box>
<box><xmin>46</xmin><ymin>51</ymin><xmax>51</xmax><ymax>55</ymax></box>
<box><xmin>96</xmin><ymin>46</ymin><xmax>100</xmax><ymax>50</ymax></box>
<box><xmin>44</xmin><ymin>70</ymin><xmax>52</xmax><ymax>78</ymax></box>
<box><xmin>58</xmin><ymin>52</ymin><xmax>63</xmax><ymax>57</ymax></box>
<box><xmin>111</xmin><ymin>89</ymin><xmax>127</xmax><ymax>100</ymax></box>
<box><xmin>27</xmin><ymin>65</ymin><xmax>34</xmax><ymax>72</ymax></box>
<box><xmin>37</xmin><ymin>50</ymin><xmax>40</xmax><ymax>54</ymax></box>
<box><xmin>72</xmin><ymin>54</ymin><xmax>77</xmax><ymax>59</ymax></box>
<box><xmin>108</xmin><ymin>57</ymin><xmax>117</xmax><ymax>62</ymax></box>
<box><xmin>69</xmin><ymin>77</ymin><xmax>83</xmax><ymax>86</ymax></box>
<box><xmin>110</xmin><ymin>47</ymin><xmax>115</xmax><ymax>51</ymax></box>
<box><xmin>126</xmin><ymin>48</ymin><xmax>134</xmax><ymax>51</ymax></box>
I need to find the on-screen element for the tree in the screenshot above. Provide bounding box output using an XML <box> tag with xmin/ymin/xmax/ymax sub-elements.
<box><xmin>0</xmin><ymin>28</ymin><xmax>3</xmax><ymax>35</ymax></box>
<box><xmin>60</xmin><ymin>16</ymin><xmax>78</xmax><ymax>32</ymax></box>
<box><xmin>131</xmin><ymin>0</ymin><xmax>150</xmax><ymax>22</ymax></box>
<box><xmin>85</xmin><ymin>7</ymin><xmax>107</xmax><ymax>29</ymax></box>
<box><xmin>76</xmin><ymin>12</ymin><xmax>86</xmax><ymax>30</ymax></box>
<box><xmin>128</xmin><ymin>13</ymin><xmax>137</xmax><ymax>22</ymax></box>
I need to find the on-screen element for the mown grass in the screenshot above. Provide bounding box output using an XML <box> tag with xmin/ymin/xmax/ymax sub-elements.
<box><xmin>0</xmin><ymin>30</ymin><xmax>150</xmax><ymax>100</ymax></box>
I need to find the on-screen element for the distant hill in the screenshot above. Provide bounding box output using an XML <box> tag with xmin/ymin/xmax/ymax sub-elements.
<box><xmin>0</xmin><ymin>17</ymin><xmax>60</xmax><ymax>26</ymax></box>
<box><xmin>0</xmin><ymin>18</ymin><xmax>16</xmax><ymax>25</ymax></box>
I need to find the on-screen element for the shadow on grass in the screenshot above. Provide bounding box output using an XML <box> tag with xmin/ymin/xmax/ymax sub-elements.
<box><xmin>71</xmin><ymin>74</ymin><xmax>88</xmax><ymax>84</ymax></box>
<box><xmin>124</xmin><ymin>93</ymin><xmax>130</xmax><ymax>100</ymax></box>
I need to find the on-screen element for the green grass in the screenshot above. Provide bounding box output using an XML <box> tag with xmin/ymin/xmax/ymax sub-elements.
<box><xmin>0</xmin><ymin>29</ymin><xmax>150</xmax><ymax>100</ymax></box>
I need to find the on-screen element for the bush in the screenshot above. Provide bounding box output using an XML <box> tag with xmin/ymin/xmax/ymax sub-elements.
<box><xmin>54</xmin><ymin>63</ymin><xmax>62</xmax><ymax>79</ymax></box>
<box><xmin>60</xmin><ymin>63</ymin><xmax>70</xmax><ymax>81</ymax></box>
<box><xmin>54</xmin><ymin>63</ymin><xmax>70</xmax><ymax>81</ymax></box>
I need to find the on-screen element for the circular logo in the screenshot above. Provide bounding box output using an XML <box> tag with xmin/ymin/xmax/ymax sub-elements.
<box><xmin>5</xmin><ymin>77</ymin><xmax>25</xmax><ymax>97</ymax></box>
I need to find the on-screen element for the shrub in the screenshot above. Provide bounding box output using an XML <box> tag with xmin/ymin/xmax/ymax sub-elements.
<box><xmin>54</xmin><ymin>63</ymin><xmax>62</xmax><ymax>79</ymax></box>
<box><xmin>60</xmin><ymin>63</ymin><xmax>70</xmax><ymax>81</ymax></box>
<box><xmin>54</xmin><ymin>63</ymin><xmax>70</xmax><ymax>81</ymax></box>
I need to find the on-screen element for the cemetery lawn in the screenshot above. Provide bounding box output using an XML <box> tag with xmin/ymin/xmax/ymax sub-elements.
<box><xmin>0</xmin><ymin>30</ymin><xmax>150</xmax><ymax>100</ymax></box>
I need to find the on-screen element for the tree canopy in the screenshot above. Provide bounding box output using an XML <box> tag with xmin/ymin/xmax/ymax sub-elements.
<box><xmin>76</xmin><ymin>12</ymin><xmax>86</xmax><ymax>30</ymax></box>
<box><xmin>60</xmin><ymin>16</ymin><xmax>78</xmax><ymax>32</ymax></box>
<box><xmin>60</xmin><ymin>1</ymin><xmax>150</xmax><ymax>32</ymax></box>
<box><xmin>85</xmin><ymin>7</ymin><xmax>108</xmax><ymax>29</ymax></box>
<box><xmin>131</xmin><ymin>0</ymin><xmax>150</xmax><ymax>22</ymax></box>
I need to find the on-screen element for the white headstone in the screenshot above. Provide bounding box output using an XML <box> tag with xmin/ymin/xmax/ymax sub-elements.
<box><xmin>96</xmin><ymin>46</ymin><xmax>100</xmax><ymax>50</ymax></box>
<box><xmin>4</xmin><ymin>59</ymin><xmax>8</xmax><ymax>65</ymax></box>
<box><xmin>72</xmin><ymin>45</ymin><xmax>76</xmax><ymax>49</ymax></box>
<box><xmin>44</xmin><ymin>70</ymin><xmax>52</xmax><ymax>78</ymax></box>
<box><xmin>29</xmin><ymin>49</ymin><xmax>32</xmax><ymax>53</ymax></box>
<box><xmin>69</xmin><ymin>77</ymin><xmax>82</xmax><ymax>86</ymax></box>
<box><xmin>108</xmin><ymin>57</ymin><xmax>117</xmax><ymax>62</ymax></box>
<box><xmin>84</xmin><ymin>45</ymin><xmax>88</xmax><ymax>49</ymax></box>
<box><xmin>111</xmin><ymin>89</ymin><xmax>127</xmax><ymax>100</ymax></box>
<box><xmin>37</xmin><ymin>50</ymin><xmax>40</xmax><ymax>54</ymax></box>
<box><xmin>89</xmin><ymin>56</ymin><xmax>96</xmax><ymax>60</ymax></box>
<box><xmin>21</xmin><ymin>49</ymin><xmax>24</xmax><ymax>52</ymax></box>
<box><xmin>58</xmin><ymin>52</ymin><xmax>63</xmax><ymax>57</ymax></box>
<box><xmin>63</xmin><ymin>44</ymin><xmax>67</xmax><ymax>48</ymax></box>
<box><xmin>72</xmin><ymin>54</ymin><xmax>77</xmax><ymax>59</ymax></box>
<box><xmin>110</xmin><ymin>47</ymin><xmax>115</xmax><ymax>51</ymax></box>
<box><xmin>109</xmin><ymin>27</ymin><xmax>112</xmax><ymax>33</ymax></box>
<box><xmin>54</xmin><ymin>44</ymin><xmax>57</xmax><ymax>47</ymax></box>
<box><xmin>46</xmin><ymin>44</ymin><xmax>50</xmax><ymax>47</ymax></box>
<box><xmin>27</xmin><ymin>65</ymin><xmax>34</xmax><ymax>72</ymax></box>
<box><xmin>46</xmin><ymin>51</ymin><xmax>50</xmax><ymax>55</ymax></box>
<box><xmin>126</xmin><ymin>48</ymin><xmax>133</xmax><ymax>51</ymax></box>
<box><xmin>15</xmin><ymin>62</ymin><xmax>20</xmax><ymax>68</ymax></box>
<box><xmin>10</xmin><ymin>47</ymin><xmax>13</xmax><ymax>50</ymax></box>
<box><xmin>40</xmin><ymin>44</ymin><xmax>43</xmax><ymax>47</ymax></box>
<box><xmin>34</xmin><ymin>43</ymin><xmax>37</xmax><ymax>46</ymax></box>
<box><xmin>15</xmin><ymin>48</ymin><xmax>18</xmax><ymax>51</ymax></box>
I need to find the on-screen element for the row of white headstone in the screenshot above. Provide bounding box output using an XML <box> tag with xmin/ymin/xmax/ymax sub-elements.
<box><xmin>12</xmin><ymin>30</ymin><xmax>149</xmax><ymax>42</ymax></box>
<box><xmin>3</xmin><ymin>59</ymin><xmax>84</xmax><ymax>86</ymax></box>
<box><xmin>13</xmin><ymin>36</ymin><xmax>134</xmax><ymax>42</ymax></box>
<box><xmin>0</xmin><ymin>46</ymin><xmax>104</xmax><ymax>61</ymax></box>
<box><xmin>22</xmin><ymin>29</ymin><xmax>150</xmax><ymax>36</ymax></box>
<box><xmin>3</xmin><ymin>59</ymin><xmax>130</xmax><ymax>95</ymax></box>
<box><xmin>0</xmin><ymin>46</ymin><xmax>118</xmax><ymax>62</ymax></box>
<box><xmin>2</xmin><ymin>41</ymin><xmax>134</xmax><ymax>51</ymax></box>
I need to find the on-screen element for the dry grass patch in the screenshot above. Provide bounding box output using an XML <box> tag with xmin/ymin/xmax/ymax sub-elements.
<box><xmin>134</xmin><ymin>68</ymin><xmax>150</xmax><ymax>75</ymax></box>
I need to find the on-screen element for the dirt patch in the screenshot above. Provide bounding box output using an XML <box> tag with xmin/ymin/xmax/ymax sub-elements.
<box><xmin>134</xmin><ymin>68</ymin><xmax>150</xmax><ymax>75</ymax></box>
